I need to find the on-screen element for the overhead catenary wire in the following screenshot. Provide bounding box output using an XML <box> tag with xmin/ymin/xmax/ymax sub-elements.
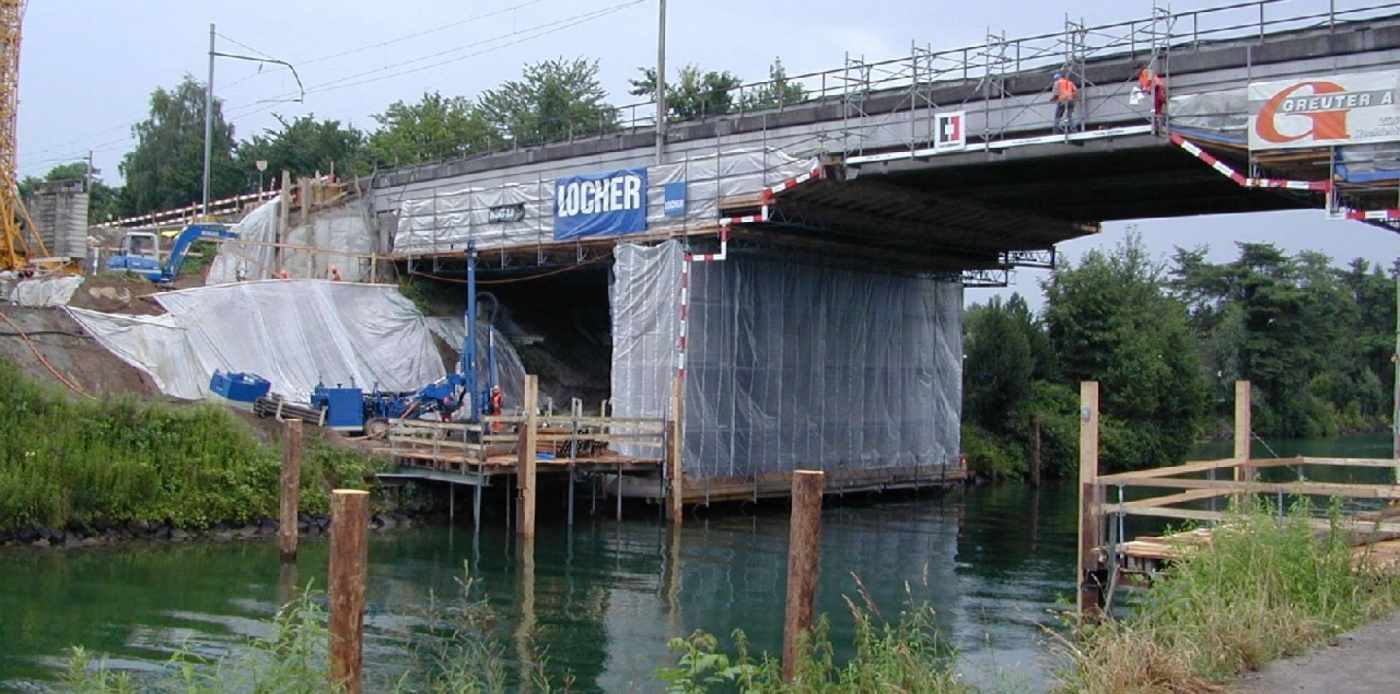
<box><xmin>19</xmin><ymin>0</ymin><xmax>629</xmax><ymax>167</ymax></box>
<box><xmin>20</xmin><ymin>0</ymin><xmax>644</xmax><ymax>175</ymax></box>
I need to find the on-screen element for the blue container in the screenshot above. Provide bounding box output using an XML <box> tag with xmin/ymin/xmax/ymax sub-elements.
<box><xmin>312</xmin><ymin>384</ymin><xmax>366</xmax><ymax>432</ymax></box>
<box><xmin>209</xmin><ymin>370</ymin><xmax>271</xmax><ymax>403</ymax></box>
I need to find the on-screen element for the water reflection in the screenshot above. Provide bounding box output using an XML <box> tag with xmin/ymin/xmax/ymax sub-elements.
<box><xmin>6</xmin><ymin>434</ymin><xmax>1386</xmax><ymax>691</ymax></box>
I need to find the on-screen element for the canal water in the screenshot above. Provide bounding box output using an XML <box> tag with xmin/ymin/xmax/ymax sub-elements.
<box><xmin>0</xmin><ymin>434</ymin><xmax>1390</xmax><ymax>691</ymax></box>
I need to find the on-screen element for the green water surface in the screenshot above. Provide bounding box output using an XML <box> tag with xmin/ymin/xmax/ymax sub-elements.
<box><xmin>0</xmin><ymin>434</ymin><xmax>1389</xmax><ymax>691</ymax></box>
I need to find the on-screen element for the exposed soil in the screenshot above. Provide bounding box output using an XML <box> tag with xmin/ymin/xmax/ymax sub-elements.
<box><xmin>0</xmin><ymin>306</ymin><xmax>160</xmax><ymax>398</ymax></box>
<box><xmin>65</xmin><ymin>275</ymin><xmax>167</xmax><ymax>315</ymax></box>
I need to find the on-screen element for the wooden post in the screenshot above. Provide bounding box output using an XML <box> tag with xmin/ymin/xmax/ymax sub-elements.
<box><xmin>1234</xmin><ymin>380</ymin><xmax>1252</xmax><ymax>483</ymax></box>
<box><xmin>782</xmin><ymin>470</ymin><xmax>825</xmax><ymax>682</ymax></box>
<box><xmin>516</xmin><ymin>375</ymin><xmax>538</xmax><ymax>538</ymax></box>
<box><xmin>328</xmin><ymin>489</ymin><xmax>369</xmax><ymax>694</ymax></box>
<box><xmin>299</xmin><ymin>177</ymin><xmax>312</xmax><ymax>226</ymax></box>
<box><xmin>279</xmin><ymin>419</ymin><xmax>302</xmax><ymax>562</ymax></box>
<box><xmin>668</xmin><ymin>374</ymin><xmax>685</xmax><ymax>525</ymax></box>
<box><xmin>1029</xmin><ymin>414</ymin><xmax>1042</xmax><ymax>488</ymax></box>
<box><xmin>276</xmin><ymin>170</ymin><xmax>290</xmax><ymax>274</ymax></box>
<box><xmin>1077</xmin><ymin>381</ymin><xmax>1102</xmax><ymax>621</ymax></box>
<box><xmin>513</xmin><ymin>536</ymin><xmax>536</xmax><ymax>691</ymax></box>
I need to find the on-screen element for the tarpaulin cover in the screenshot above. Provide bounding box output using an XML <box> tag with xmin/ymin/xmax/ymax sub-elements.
<box><xmin>393</xmin><ymin>148</ymin><xmax>817</xmax><ymax>254</ymax></box>
<box><xmin>207</xmin><ymin>199</ymin><xmax>377</xmax><ymax>285</ymax></box>
<box><xmin>610</xmin><ymin>241</ymin><xmax>963</xmax><ymax>481</ymax></box>
<box><xmin>10</xmin><ymin>275</ymin><xmax>83</xmax><ymax>307</ymax></box>
<box><xmin>424</xmin><ymin>317</ymin><xmax>528</xmax><ymax>411</ymax></box>
<box><xmin>66</xmin><ymin>280</ymin><xmax>445</xmax><ymax>401</ymax></box>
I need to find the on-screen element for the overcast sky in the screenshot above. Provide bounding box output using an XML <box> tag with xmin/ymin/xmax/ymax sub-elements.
<box><xmin>16</xmin><ymin>1</ymin><xmax>1400</xmax><ymax>305</ymax></box>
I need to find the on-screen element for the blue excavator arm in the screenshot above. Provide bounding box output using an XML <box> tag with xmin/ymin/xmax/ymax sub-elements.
<box><xmin>157</xmin><ymin>223</ymin><xmax>237</xmax><ymax>284</ymax></box>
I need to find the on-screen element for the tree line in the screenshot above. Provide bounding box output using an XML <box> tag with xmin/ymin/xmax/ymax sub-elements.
<box><xmin>24</xmin><ymin>57</ymin><xmax>804</xmax><ymax>223</ymax></box>
<box><xmin>963</xmin><ymin>234</ymin><xmax>1397</xmax><ymax>479</ymax></box>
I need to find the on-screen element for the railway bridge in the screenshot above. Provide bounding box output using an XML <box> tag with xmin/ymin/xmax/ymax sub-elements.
<box><xmin>371</xmin><ymin>0</ymin><xmax>1400</xmax><ymax>285</ymax></box>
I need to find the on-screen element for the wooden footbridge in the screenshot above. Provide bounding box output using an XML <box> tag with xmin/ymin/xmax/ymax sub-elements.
<box><xmin>1076</xmin><ymin>381</ymin><xmax>1400</xmax><ymax>618</ymax></box>
<box><xmin>371</xmin><ymin>375</ymin><xmax>682</xmax><ymax>535</ymax></box>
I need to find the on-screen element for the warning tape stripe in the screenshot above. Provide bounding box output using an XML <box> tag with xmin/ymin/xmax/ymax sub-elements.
<box><xmin>1344</xmin><ymin>208</ymin><xmax>1400</xmax><ymax>221</ymax></box>
<box><xmin>1169</xmin><ymin>133</ymin><xmax>1330</xmax><ymax>193</ymax></box>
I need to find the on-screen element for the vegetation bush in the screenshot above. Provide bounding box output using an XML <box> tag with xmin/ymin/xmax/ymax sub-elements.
<box><xmin>0</xmin><ymin>357</ymin><xmax>382</xmax><ymax>533</ymax></box>
<box><xmin>1060</xmin><ymin>502</ymin><xmax>1400</xmax><ymax>692</ymax></box>
<box><xmin>657</xmin><ymin>602</ymin><xmax>968</xmax><ymax>693</ymax></box>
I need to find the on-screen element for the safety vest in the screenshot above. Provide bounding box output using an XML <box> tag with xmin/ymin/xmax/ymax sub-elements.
<box><xmin>1054</xmin><ymin>77</ymin><xmax>1077</xmax><ymax>101</ymax></box>
<box><xmin>1138</xmin><ymin>68</ymin><xmax>1164</xmax><ymax>92</ymax></box>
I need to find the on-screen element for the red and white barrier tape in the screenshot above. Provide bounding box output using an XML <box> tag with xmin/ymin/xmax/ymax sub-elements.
<box><xmin>676</xmin><ymin>257</ymin><xmax>691</xmax><ymax>379</ymax></box>
<box><xmin>761</xmin><ymin>164</ymin><xmax>825</xmax><ymax>203</ymax></box>
<box><xmin>1342</xmin><ymin>208</ymin><xmax>1400</xmax><ymax>222</ymax></box>
<box><xmin>718</xmin><ymin>206</ymin><xmax>768</xmax><ymax>226</ymax></box>
<box><xmin>1169</xmin><ymin>133</ymin><xmax>1330</xmax><ymax>192</ymax></box>
<box><xmin>673</xmin><ymin>165</ymin><xmax>823</xmax><ymax>379</ymax></box>
<box><xmin>686</xmin><ymin>226</ymin><xmax>730</xmax><ymax>263</ymax></box>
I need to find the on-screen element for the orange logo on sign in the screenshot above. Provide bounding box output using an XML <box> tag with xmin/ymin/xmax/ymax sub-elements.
<box><xmin>1256</xmin><ymin>81</ymin><xmax>1350</xmax><ymax>144</ymax></box>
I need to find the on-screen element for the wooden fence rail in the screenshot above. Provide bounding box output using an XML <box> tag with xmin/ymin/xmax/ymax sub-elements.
<box><xmin>1077</xmin><ymin>379</ymin><xmax>1400</xmax><ymax>621</ymax></box>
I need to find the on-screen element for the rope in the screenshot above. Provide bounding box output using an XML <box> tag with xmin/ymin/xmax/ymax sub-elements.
<box><xmin>0</xmin><ymin>310</ymin><xmax>98</xmax><ymax>400</ymax></box>
<box><xmin>0</xmin><ymin>330</ymin><xmax>90</xmax><ymax>338</ymax></box>
<box><xmin>409</xmin><ymin>253</ymin><xmax>612</xmax><ymax>286</ymax></box>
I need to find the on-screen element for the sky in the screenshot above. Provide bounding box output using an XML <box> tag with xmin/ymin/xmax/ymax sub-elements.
<box><xmin>15</xmin><ymin>0</ymin><xmax>1400</xmax><ymax>305</ymax></box>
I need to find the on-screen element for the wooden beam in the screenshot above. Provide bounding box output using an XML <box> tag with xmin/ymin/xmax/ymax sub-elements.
<box><xmin>515</xmin><ymin>375</ymin><xmax>539</xmax><ymax>538</ymax></box>
<box><xmin>1077</xmin><ymin>381</ymin><xmax>1102</xmax><ymax>620</ymax></box>
<box><xmin>668</xmin><ymin>374</ymin><xmax>684</xmax><ymax>526</ymax></box>
<box><xmin>1121</xmin><ymin>488</ymin><xmax>1231</xmax><ymax>510</ymax></box>
<box><xmin>782</xmin><ymin>470</ymin><xmax>825</xmax><ymax>682</ymax></box>
<box><xmin>279</xmin><ymin>419</ymin><xmax>302</xmax><ymax>563</ymax></box>
<box><xmin>1235</xmin><ymin>381</ymin><xmax>1253</xmax><ymax>484</ymax></box>
<box><xmin>1119</xmin><ymin>476</ymin><xmax>1400</xmax><ymax>500</ymax></box>
<box><xmin>1107</xmin><ymin>503</ymin><xmax>1400</xmax><ymax>536</ymax></box>
<box><xmin>1097</xmin><ymin>457</ymin><xmax>1242</xmax><ymax>484</ymax></box>
<box><xmin>328</xmin><ymin>489</ymin><xmax>369</xmax><ymax>694</ymax></box>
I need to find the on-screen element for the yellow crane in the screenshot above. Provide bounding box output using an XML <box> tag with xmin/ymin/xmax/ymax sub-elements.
<box><xmin>0</xmin><ymin>0</ymin><xmax>48</xmax><ymax>272</ymax></box>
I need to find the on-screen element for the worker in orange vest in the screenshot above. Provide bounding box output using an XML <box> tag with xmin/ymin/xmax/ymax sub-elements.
<box><xmin>1051</xmin><ymin>71</ymin><xmax>1078</xmax><ymax>134</ymax></box>
<box><xmin>489</xmin><ymin>385</ymin><xmax>504</xmax><ymax>433</ymax></box>
<box><xmin>1136</xmin><ymin>64</ymin><xmax>1168</xmax><ymax>128</ymax></box>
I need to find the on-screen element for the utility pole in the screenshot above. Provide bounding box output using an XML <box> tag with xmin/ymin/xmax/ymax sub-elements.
<box><xmin>84</xmin><ymin>150</ymin><xmax>93</xmax><ymax>193</ymax></box>
<box><xmin>203</xmin><ymin>22</ymin><xmax>214</xmax><ymax>217</ymax></box>
<box><xmin>1393</xmin><ymin>260</ymin><xmax>1399</xmax><ymax>479</ymax></box>
<box><xmin>655</xmin><ymin>0</ymin><xmax>666</xmax><ymax>164</ymax></box>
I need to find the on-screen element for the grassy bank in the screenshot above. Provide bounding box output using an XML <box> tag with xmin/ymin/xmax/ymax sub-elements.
<box><xmin>0</xmin><ymin>357</ymin><xmax>384</xmax><ymax>534</ymax></box>
<box><xmin>1061</xmin><ymin>503</ymin><xmax>1400</xmax><ymax>692</ymax></box>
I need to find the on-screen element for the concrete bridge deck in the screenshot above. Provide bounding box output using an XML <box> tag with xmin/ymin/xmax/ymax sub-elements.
<box><xmin>367</xmin><ymin>2</ymin><xmax>1400</xmax><ymax>280</ymax></box>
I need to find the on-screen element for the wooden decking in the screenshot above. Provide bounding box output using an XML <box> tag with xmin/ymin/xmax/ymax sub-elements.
<box><xmin>370</xmin><ymin>413</ymin><xmax>667</xmax><ymax>481</ymax></box>
<box><xmin>1076</xmin><ymin>379</ymin><xmax>1400</xmax><ymax>619</ymax></box>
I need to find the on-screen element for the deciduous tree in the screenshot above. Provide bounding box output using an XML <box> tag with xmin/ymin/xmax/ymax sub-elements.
<box><xmin>479</xmin><ymin>57</ymin><xmax>615</xmax><ymax>145</ymax></box>
<box><xmin>118</xmin><ymin>76</ymin><xmax>240</xmax><ymax>216</ymax></box>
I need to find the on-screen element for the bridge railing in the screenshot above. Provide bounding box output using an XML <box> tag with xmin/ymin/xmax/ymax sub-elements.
<box><xmin>483</xmin><ymin>0</ymin><xmax>1400</xmax><ymax>145</ymax></box>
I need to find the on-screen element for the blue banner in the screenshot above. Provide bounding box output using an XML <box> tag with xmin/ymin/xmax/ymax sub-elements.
<box><xmin>663</xmin><ymin>181</ymin><xmax>687</xmax><ymax>218</ymax></box>
<box><xmin>554</xmin><ymin>168</ymin><xmax>648</xmax><ymax>240</ymax></box>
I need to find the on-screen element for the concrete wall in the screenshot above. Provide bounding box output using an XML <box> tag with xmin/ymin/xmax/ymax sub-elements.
<box><xmin>28</xmin><ymin>180</ymin><xmax>88</xmax><ymax>260</ymax></box>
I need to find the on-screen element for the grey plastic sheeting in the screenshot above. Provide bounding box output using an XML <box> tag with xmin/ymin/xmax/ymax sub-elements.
<box><xmin>66</xmin><ymin>280</ymin><xmax>445</xmax><ymax>402</ymax></box>
<box><xmin>393</xmin><ymin>148</ymin><xmax>817</xmax><ymax>254</ymax></box>
<box><xmin>9</xmin><ymin>275</ymin><xmax>83</xmax><ymax>307</ymax></box>
<box><xmin>610</xmin><ymin>241</ymin><xmax>963</xmax><ymax>481</ymax></box>
<box><xmin>207</xmin><ymin>198</ymin><xmax>377</xmax><ymax>285</ymax></box>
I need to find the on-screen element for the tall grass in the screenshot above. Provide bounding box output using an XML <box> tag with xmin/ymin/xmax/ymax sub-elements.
<box><xmin>1060</xmin><ymin>501</ymin><xmax>1400</xmax><ymax>692</ymax></box>
<box><xmin>657</xmin><ymin>593</ymin><xmax>969</xmax><ymax>693</ymax></box>
<box><xmin>0</xmin><ymin>357</ymin><xmax>382</xmax><ymax>533</ymax></box>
